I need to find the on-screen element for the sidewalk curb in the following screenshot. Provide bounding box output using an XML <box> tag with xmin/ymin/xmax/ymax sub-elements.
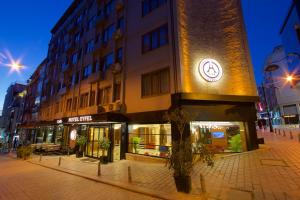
<box><xmin>27</xmin><ymin>160</ymin><xmax>204</xmax><ymax>200</ymax></box>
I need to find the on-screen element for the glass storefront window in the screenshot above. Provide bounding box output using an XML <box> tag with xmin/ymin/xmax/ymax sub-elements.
<box><xmin>55</xmin><ymin>125</ymin><xmax>64</xmax><ymax>145</ymax></box>
<box><xmin>190</xmin><ymin>121</ymin><xmax>246</xmax><ymax>153</ymax></box>
<box><xmin>128</xmin><ymin>124</ymin><xmax>171</xmax><ymax>158</ymax></box>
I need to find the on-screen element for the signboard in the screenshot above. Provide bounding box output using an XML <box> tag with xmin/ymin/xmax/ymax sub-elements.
<box><xmin>199</xmin><ymin>58</ymin><xmax>223</xmax><ymax>82</ymax></box>
<box><xmin>68</xmin><ymin>115</ymin><xmax>92</xmax><ymax>123</ymax></box>
<box><xmin>57</xmin><ymin>119</ymin><xmax>63</xmax><ymax>124</ymax></box>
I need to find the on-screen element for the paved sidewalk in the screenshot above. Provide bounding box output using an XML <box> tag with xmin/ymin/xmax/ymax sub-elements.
<box><xmin>17</xmin><ymin>130</ymin><xmax>300</xmax><ymax>200</ymax></box>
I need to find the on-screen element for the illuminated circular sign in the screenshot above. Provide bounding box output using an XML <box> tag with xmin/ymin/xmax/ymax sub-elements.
<box><xmin>199</xmin><ymin>59</ymin><xmax>223</xmax><ymax>82</ymax></box>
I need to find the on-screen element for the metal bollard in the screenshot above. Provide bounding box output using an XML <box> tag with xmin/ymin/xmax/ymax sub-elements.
<box><xmin>283</xmin><ymin>130</ymin><xmax>286</xmax><ymax>137</ymax></box>
<box><xmin>275</xmin><ymin>129</ymin><xmax>277</xmax><ymax>134</ymax></box>
<box><xmin>128</xmin><ymin>166</ymin><xmax>132</xmax><ymax>183</ymax></box>
<box><xmin>67</xmin><ymin>148</ymin><xmax>70</xmax><ymax>156</ymax></box>
<box><xmin>58</xmin><ymin>157</ymin><xmax>62</xmax><ymax>166</ymax></box>
<box><xmin>98</xmin><ymin>161</ymin><xmax>101</xmax><ymax>176</ymax></box>
<box><xmin>279</xmin><ymin>129</ymin><xmax>281</xmax><ymax>135</ymax></box>
<box><xmin>290</xmin><ymin>131</ymin><xmax>294</xmax><ymax>140</ymax></box>
<box><xmin>200</xmin><ymin>174</ymin><xmax>206</xmax><ymax>193</ymax></box>
<box><xmin>39</xmin><ymin>154</ymin><xmax>42</xmax><ymax>162</ymax></box>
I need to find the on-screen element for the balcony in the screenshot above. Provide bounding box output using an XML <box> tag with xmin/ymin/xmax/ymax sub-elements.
<box><xmin>115</xmin><ymin>0</ymin><xmax>124</xmax><ymax>12</ymax></box>
<box><xmin>58</xmin><ymin>87</ymin><xmax>67</xmax><ymax>96</ymax></box>
<box><xmin>114</xmin><ymin>28</ymin><xmax>124</xmax><ymax>40</ymax></box>
<box><xmin>93</xmin><ymin>41</ymin><xmax>107</xmax><ymax>56</ymax></box>
<box><xmin>112</xmin><ymin>62</ymin><xmax>122</xmax><ymax>74</ymax></box>
<box><xmin>65</xmin><ymin>42</ymin><xmax>75</xmax><ymax>54</ymax></box>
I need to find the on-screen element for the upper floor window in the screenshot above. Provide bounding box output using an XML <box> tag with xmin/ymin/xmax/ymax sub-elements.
<box><xmin>117</xmin><ymin>17</ymin><xmax>124</xmax><ymax>31</ymax></box>
<box><xmin>71</xmin><ymin>71</ymin><xmax>80</xmax><ymax>85</ymax></box>
<box><xmin>98</xmin><ymin>87</ymin><xmax>111</xmax><ymax>105</ymax></box>
<box><xmin>80</xmin><ymin>93</ymin><xmax>89</xmax><ymax>108</ymax></box>
<box><xmin>104</xmin><ymin>0</ymin><xmax>114</xmax><ymax>16</ymax></box>
<box><xmin>103</xmin><ymin>52</ymin><xmax>114</xmax><ymax>71</ymax></box>
<box><xmin>103</xmin><ymin>24</ymin><xmax>115</xmax><ymax>43</ymax></box>
<box><xmin>72</xmin><ymin>53</ymin><xmax>78</xmax><ymax>64</ymax></box>
<box><xmin>88</xmin><ymin>16</ymin><xmax>96</xmax><ymax>30</ymax></box>
<box><xmin>86</xmin><ymin>40</ymin><xmax>94</xmax><ymax>54</ymax></box>
<box><xmin>66</xmin><ymin>98</ymin><xmax>72</xmax><ymax>111</ymax></box>
<box><xmin>142</xmin><ymin>0</ymin><xmax>167</xmax><ymax>17</ymax></box>
<box><xmin>74</xmin><ymin>32</ymin><xmax>81</xmax><ymax>43</ymax></box>
<box><xmin>82</xmin><ymin>64</ymin><xmax>92</xmax><ymax>79</ymax></box>
<box><xmin>72</xmin><ymin>97</ymin><xmax>78</xmax><ymax>111</ymax></box>
<box><xmin>90</xmin><ymin>90</ymin><xmax>96</xmax><ymax>106</ymax></box>
<box><xmin>76</xmin><ymin>14</ymin><xmax>83</xmax><ymax>24</ymax></box>
<box><xmin>141</xmin><ymin>67</ymin><xmax>170</xmax><ymax>97</ymax></box>
<box><xmin>116</xmin><ymin>48</ymin><xmax>123</xmax><ymax>63</ymax></box>
<box><xmin>142</xmin><ymin>24</ymin><xmax>168</xmax><ymax>53</ymax></box>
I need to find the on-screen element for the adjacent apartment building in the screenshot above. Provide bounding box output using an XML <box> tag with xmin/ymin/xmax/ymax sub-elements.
<box><xmin>20</xmin><ymin>0</ymin><xmax>258</xmax><ymax>162</ymax></box>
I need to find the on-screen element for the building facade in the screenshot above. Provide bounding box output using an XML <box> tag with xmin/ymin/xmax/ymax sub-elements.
<box><xmin>1</xmin><ymin>83</ymin><xmax>26</xmax><ymax>146</ymax></box>
<box><xmin>21</xmin><ymin>0</ymin><xmax>258</xmax><ymax>161</ymax></box>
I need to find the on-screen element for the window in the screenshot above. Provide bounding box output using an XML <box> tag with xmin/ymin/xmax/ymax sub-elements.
<box><xmin>66</xmin><ymin>98</ymin><xmax>72</xmax><ymax>111</ymax></box>
<box><xmin>55</xmin><ymin>102</ymin><xmax>59</xmax><ymax>114</ymax></box>
<box><xmin>80</xmin><ymin>93</ymin><xmax>89</xmax><ymax>108</ymax></box>
<box><xmin>113</xmin><ymin>81</ymin><xmax>121</xmax><ymax>102</ymax></box>
<box><xmin>104</xmin><ymin>0</ymin><xmax>114</xmax><ymax>16</ymax></box>
<box><xmin>117</xmin><ymin>17</ymin><xmax>124</xmax><ymax>31</ymax></box>
<box><xmin>88</xmin><ymin>16</ymin><xmax>95</xmax><ymax>30</ymax></box>
<box><xmin>142</xmin><ymin>67</ymin><xmax>170</xmax><ymax>97</ymax></box>
<box><xmin>116</xmin><ymin>48</ymin><xmax>123</xmax><ymax>63</ymax></box>
<box><xmin>72</xmin><ymin>53</ymin><xmax>78</xmax><ymax>64</ymax></box>
<box><xmin>74</xmin><ymin>32</ymin><xmax>81</xmax><ymax>43</ymax></box>
<box><xmin>90</xmin><ymin>91</ymin><xmax>96</xmax><ymax>106</ymax></box>
<box><xmin>86</xmin><ymin>40</ymin><xmax>94</xmax><ymax>54</ymax></box>
<box><xmin>142</xmin><ymin>24</ymin><xmax>168</xmax><ymax>53</ymax></box>
<box><xmin>71</xmin><ymin>71</ymin><xmax>80</xmax><ymax>85</ymax></box>
<box><xmin>82</xmin><ymin>64</ymin><xmax>92</xmax><ymax>79</ymax></box>
<box><xmin>72</xmin><ymin>97</ymin><xmax>78</xmax><ymax>111</ymax></box>
<box><xmin>128</xmin><ymin>124</ymin><xmax>171</xmax><ymax>158</ymax></box>
<box><xmin>98</xmin><ymin>87</ymin><xmax>111</xmax><ymax>105</ymax></box>
<box><xmin>142</xmin><ymin>0</ymin><xmax>167</xmax><ymax>16</ymax></box>
<box><xmin>103</xmin><ymin>24</ymin><xmax>115</xmax><ymax>43</ymax></box>
<box><xmin>103</xmin><ymin>52</ymin><xmax>114</xmax><ymax>71</ymax></box>
<box><xmin>76</xmin><ymin>14</ymin><xmax>83</xmax><ymax>24</ymax></box>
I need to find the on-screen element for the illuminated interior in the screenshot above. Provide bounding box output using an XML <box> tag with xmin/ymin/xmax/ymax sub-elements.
<box><xmin>190</xmin><ymin>121</ymin><xmax>247</xmax><ymax>153</ymax></box>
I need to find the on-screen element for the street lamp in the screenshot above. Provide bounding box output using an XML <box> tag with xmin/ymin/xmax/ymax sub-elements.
<box><xmin>262</xmin><ymin>52</ymin><xmax>300</xmax><ymax>132</ymax></box>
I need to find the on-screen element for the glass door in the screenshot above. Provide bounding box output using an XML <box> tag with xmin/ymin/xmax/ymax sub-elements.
<box><xmin>86</xmin><ymin>127</ymin><xmax>109</xmax><ymax>158</ymax></box>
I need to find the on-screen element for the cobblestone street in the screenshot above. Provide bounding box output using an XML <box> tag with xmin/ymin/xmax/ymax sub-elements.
<box><xmin>2</xmin><ymin>130</ymin><xmax>300</xmax><ymax>200</ymax></box>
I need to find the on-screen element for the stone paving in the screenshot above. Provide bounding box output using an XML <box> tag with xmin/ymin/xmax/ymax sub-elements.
<box><xmin>0</xmin><ymin>155</ymin><xmax>158</xmax><ymax>200</ymax></box>
<box><xmin>5</xmin><ymin>130</ymin><xmax>300</xmax><ymax>200</ymax></box>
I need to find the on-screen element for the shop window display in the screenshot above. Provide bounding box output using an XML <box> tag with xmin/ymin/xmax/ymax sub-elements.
<box><xmin>128</xmin><ymin>124</ymin><xmax>171</xmax><ymax>158</ymax></box>
<box><xmin>190</xmin><ymin>121</ymin><xmax>246</xmax><ymax>153</ymax></box>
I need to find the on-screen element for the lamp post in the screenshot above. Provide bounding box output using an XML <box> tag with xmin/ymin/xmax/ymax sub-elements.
<box><xmin>262</xmin><ymin>52</ymin><xmax>300</xmax><ymax>132</ymax></box>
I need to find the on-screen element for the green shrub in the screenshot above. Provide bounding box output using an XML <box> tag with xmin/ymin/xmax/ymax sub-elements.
<box><xmin>131</xmin><ymin>137</ymin><xmax>141</xmax><ymax>153</ymax></box>
<box><xmin>229</xmin><ymin>134</ymin><xmax>242</xmax><ymax>152</ymax></box>
<box><xmin>17</xmin><ymin>146</ymin><xmax>32</xmax><ymax>160</ymax></box>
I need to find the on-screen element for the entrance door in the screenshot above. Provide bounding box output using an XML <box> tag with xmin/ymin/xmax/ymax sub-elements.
<box><xmin>86</xmin><ymin>127</ymin><xmax>109</xmax><ymax>158</ymax></box>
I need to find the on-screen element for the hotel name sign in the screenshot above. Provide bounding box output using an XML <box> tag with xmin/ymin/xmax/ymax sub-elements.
<box><xmin>199</xmin><ymin>58</ymin><xmax>223</xmax><ymax>82</ymax></box>
<box><xmin>68</xmin><ymin>116</ymin><xmax>93</xmax><ymax>123</ymax></box>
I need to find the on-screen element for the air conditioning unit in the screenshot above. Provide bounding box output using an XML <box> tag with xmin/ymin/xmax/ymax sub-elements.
<box><xmin>112</xmin><ymin>62</ymin><xmax>122</xmax><ymax>74</ymax></box>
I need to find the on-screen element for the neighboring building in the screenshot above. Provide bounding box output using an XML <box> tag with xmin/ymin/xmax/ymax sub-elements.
<box><xmin>20</xmin><ymin>0</ymin><xmax>258</xmax><ymax>161</ymax></box>
<box><xmin>1</xmin><ymin>83</ymin><xmax>26</xmax><ymax>146</ymax></box>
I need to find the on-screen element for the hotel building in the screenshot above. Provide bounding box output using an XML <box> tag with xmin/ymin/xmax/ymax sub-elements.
<box><xmin>20</xmin><ymin>0</ymin><xmax>258</xmax><ymax>162</ymax></box>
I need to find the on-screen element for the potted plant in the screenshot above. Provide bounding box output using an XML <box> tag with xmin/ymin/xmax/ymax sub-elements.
<box><xmin>229</xmin><ymin>134</ymin><xmax>242</xmax><ymax>152</ymax></box>
<box><xmin>131</xmin><ymin>137</ymin><xmax>141</xmax><ymax>153</ymax></box>
<box><xmin>16</xmin><ymin>145</ymin><xmax>32</xmax><ymax>160</ymax></box>
<box><xmin>165</xmin><ymin>107</ymin><xmax>214</xmax><ymax>193</ymax></box>
<box><xmin>99</xmin><ymin>138</ymin><xmax>111</xmax><ymax>164</ymax></box>
<box><xmin>76</xmin><ymin>135</ymin><xmax>87</xmax><ymax>158</ymax></box>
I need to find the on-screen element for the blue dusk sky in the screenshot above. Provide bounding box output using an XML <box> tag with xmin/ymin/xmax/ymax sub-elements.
<box><xmin>0</xmin><ymin>0</ymin><xmax>293</xmax><ymax>111</ymax></box>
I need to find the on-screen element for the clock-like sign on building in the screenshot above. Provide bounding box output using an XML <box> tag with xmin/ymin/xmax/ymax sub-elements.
<box><xmin>199</xmin><ymin>58</ymin><xmax>223</xmax><ymax>82</ymax></box>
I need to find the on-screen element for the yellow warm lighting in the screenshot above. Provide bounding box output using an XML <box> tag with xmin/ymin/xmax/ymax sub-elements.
<box><xmin>286</xmin><ymin>75</ymin><xmax>293</xmax><ymax>82</ymax></box>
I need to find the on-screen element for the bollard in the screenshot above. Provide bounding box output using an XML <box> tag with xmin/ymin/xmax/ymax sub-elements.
<box><xmin>58</xmin><ymin>156</ymin><xmax>62</xmax><ymax>166</ymax></box>
<box><xmin>279</xmin><ymin>129</ymin><xmax>281</xmax><ymax>135</ymax></box>
<box><xmin>298</xmin><ymin>133</ymin><xmax>300</xmax><ymax>143</ymax></box>
<box><xmin>67</xmin><ymin>148</ymin><xmax>70</xmax><ymax>156</ymax></box>
<box><xmin>290</xmin><ymin>131</ymin><xmax>294</xmax><ymax>140</ymax></box>
<box><xmin>128</xmin><ymin>166</ymin><xmax>132</xmax><ymax>183</ymax></box>
<box><xmin>275</xmin><ymin>129</ymin><xmax>277</xmax><ymax>134</ymax></box>
<box><xmin>283</xmin><ymin>130</ymin><xmax>286</xmax><ymax>137</ymax></box>
<box><xmin>200</xmin><ymin>174</ymin><xmax>206</xmax><ymax>193</ymax></box>
<box><xmin>98</xmin><ymin>161</ymin><xmax>101</xmax><ymax>176</ymax></box>
<box><xmin>39</xmin><ymin>154</ymin><xmax>42</xmax><ymax>162</ymax></box>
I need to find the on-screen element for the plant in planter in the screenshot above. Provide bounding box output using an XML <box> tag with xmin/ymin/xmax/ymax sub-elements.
<box><xmin>228</xmin><ymin>134</ymin><xmax>242</xmax><ymax>152</ymax></box>
<box><xmin>131</xmin><ymin>137</ymin><xmax>141</xmax><ymax>153</ymax></box>
<box><xmin>76</xmin><ymin>135</ymin><xmax>87</xmax><ymax>158</ymax></box>
<box><xmin>99</xmin><ymin>138</ymin><xmax>111</xmax><ymax>164</ymax></box>
<box><xmin>17</xmin><ymin>145</ymin><xmax>32</xmax><ymax>160</ymax></box>
<box><xmin>165</xmin><ymin>107</ymin><xmax>214</xmax><ymax>193</ymax></box>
